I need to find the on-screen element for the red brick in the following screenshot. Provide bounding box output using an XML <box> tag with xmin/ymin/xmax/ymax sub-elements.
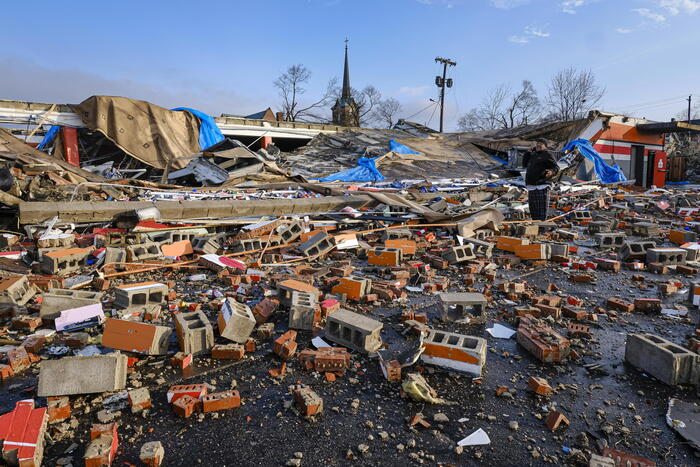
<box><xmin>606</xmin><ymin>297</ymin><xmax>634</xmax><ymax>313</ymax></box>
<box><xmin>211</xmin><ymin>344</ymin><xmax>245</xmax><ymax>360</ymax></box>
<box><xmin>252</xmin><ymin>298</ymin><xmax>279</xmax><ymax>324</ymax></box>
<box><xmin>527</xmin><ymin>376</ymin><xmax>553</xmax><ymax>396</ymax></box>
<box><xmin>292</xmin><ymin>385</ymin><xmax>323</xmax><ymax>417</ymax></box>
<box><xmin>545</xmin><ymin>410</ymin><xmax>570</xmax><ymax>431</ymax></box>
<box><xmin>517</xmin><ymin>316</ymin><xmax>571</xmax><ymax>363</ymax></box>
<box><xmin>273</xmin><ymin>330</ymin><xmax>297</xmax><ymax>360</ymax></box>
<box><xmin>201</xmin><ymin>390</ymin><xmax>241</xmax><ymax>413</ymax></box>
<box><xmin>633</xmin><ymin>298</ymin><xmax>662</xmax><ymax>313</ymax></box>
<box><xmin>47</xmin><ymin>396</ymin><xmax>71</xmax><ymax>423</ymax></box>
<box><xmin>172</xmin><ymin>394</ymin><xmax>198</xmax><ymax>418</ymax></box>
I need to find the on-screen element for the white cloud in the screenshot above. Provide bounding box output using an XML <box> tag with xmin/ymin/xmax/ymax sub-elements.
<box><xmin>508</xmin><ymin>35</ymin><xmax>530</xmax><ymax>43</ymax></box>
<box><xmin>560</xmin><ymin>0</ymin><xmax>585</xmax><ymax>14</ymax></box>
<box><xmin>633</xmin><ymin>7</ymin><xmax>667</xmax><ymax>22</ymax></box>
<box><xmin>398</xmin><ymin>86</ymin><xmax>430</xmax><ymax>97</ymax></box>
<box><xmin>525</xmin><ymin>26</ymin><xmax>551</xmax><ymax>37</ymax></box>
<box><xmin>489</xmin><ymin>0</ymin><xmax>530</xmax><ymax>9</ymax></box>
<box><xmin>658</xmin><ymin>0</ymin><xmax>700</xmax><ymax>15</ymax></box>
<box><xmin>615</xmin><ymin>27</ymin><xmax>633</xmax><ymax>33</ymax></box>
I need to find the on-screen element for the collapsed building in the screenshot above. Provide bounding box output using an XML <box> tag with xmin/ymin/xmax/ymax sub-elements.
<box><xmin>0</xmin><ymin>94</ymin><xmax>700</xmax><ymax>466</ymax></box>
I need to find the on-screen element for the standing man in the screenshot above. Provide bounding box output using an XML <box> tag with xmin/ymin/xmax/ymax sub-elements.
<box><xmin>522</xmin><ymin>138</ymin><xmax>559</xmax><ymax>221</ymax></box>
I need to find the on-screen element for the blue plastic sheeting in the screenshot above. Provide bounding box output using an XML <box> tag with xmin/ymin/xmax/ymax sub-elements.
<box><xmin>171</xmin><ymin>107</ymin><xmax>225</xmax><ymax>150</ymax></box>
<box><xmin>389</xmin><ymin>139</ymin><xmax>419</xmax><ymax>154</ymax></box>
<box><xmin>316</xmin><ymin>157</ymin><xmax>386</xmax><ymax>182</ymax></box>
<box><xmin>666</xmin><ymin>181</ymin><xmax>689</xmax><ymax>185</ymax></box>
<box><xmin>563</xmin><ymin>138</ymin><xmax>627</xmax><ymax>184</ymax></box>
<box><xmin>490</xmin><ymin>154</ymin><xmax>507</xmax><ymax>165</ymax></box>
<box><xmin>37</xmin><ymin>125</ymin><xmax>60</xmax><ymax>150</ymax></box>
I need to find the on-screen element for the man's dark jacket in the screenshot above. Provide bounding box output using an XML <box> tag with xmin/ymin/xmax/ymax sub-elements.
<box><xmin>522</xmin><ymin>150</ymin><xmax>559</xmax><ymax>185</ymax></box>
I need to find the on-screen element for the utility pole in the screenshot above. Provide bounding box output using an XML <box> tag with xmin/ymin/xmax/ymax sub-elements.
<box><xmin>688</xmin><ymin>95</ymin><xmax>693</xmax><ymax>122</ymax></box>
<box><xmin>434</xmin><ymin>57</ymin><xmax>456</xmax><ymax>132</ymax></box>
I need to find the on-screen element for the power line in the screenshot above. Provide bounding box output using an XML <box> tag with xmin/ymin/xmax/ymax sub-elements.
<box><xmin>404</xmin><ymin>101</ymin><xmax>437</xmax><ymax>120</ymax></box>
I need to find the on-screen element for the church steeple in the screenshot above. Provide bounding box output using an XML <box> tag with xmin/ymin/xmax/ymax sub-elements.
<box><xmin>341</xmin><ymin>39</ymin><xmax>351</xmax><ymax>102</ymax></box>
<box><xmin>332</xmin><ymin>39</ymin><xmax>359</xmax><ymax>127</ymax></box>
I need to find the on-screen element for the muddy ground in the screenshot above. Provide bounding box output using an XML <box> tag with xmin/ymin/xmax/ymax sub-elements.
<box><xmin>2</xmin><ymin>248</ymin><xmax>700</xmax><ymax>466</ymax></box>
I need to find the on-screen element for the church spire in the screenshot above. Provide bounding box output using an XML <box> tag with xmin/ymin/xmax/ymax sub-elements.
<box><xmin>341</xmin><ymin>39</ymin><xmax>351</xmax><ymax>101</ymax></box>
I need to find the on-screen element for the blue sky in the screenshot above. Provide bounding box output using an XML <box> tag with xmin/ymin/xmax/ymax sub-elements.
<box><xmin>2</xmin><ymin>0</ymin><xmax>699</xmax><ymax>130</ymax></box>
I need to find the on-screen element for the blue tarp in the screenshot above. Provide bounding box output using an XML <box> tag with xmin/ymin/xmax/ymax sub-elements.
<box><xmin>563</xmin><ymin>138</ymin><xmax>627</xmax><ymax>184</ymax></box>
<box><xmin>389</xmin><ymin>139</ymin><xmax>419</xmax><ymax>154</ymax></box>
<box><xmin>316</xmin><ymin>157</ymin><xmax>386</xmax><ymax>182</ymax></box>
<box><xmin>171</xmin><ymin>107</ymin><xmax>225</xmax><ymax>150</ymax></box>
<box><xmin>37</xmin><ymin>125</ymin><xmax>60</xmax><ymax>150</ymax></box>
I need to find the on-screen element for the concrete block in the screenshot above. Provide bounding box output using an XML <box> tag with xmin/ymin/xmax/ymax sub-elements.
<box><xmin>587</xmin><ymin>220</ymin><xmax>612</xmax><ymax>234</ymax></box>
<box><xmin>384</xmin><ymin>228</ymin><xmax>412</xmax><ymax>240</ymax></box>
<box><xmin>325</xmin><ymin>309</ymin><xmax>383</xmax><ymax>353</ymax></box>
<box><xmin>125</xmin><ymin>241</ymin><xmax>164</xmax><ymax>262</ymax></box>
<box><xmin>277</xmin><ymin>280</ymin><xmax>319</xmax><ymax>307</ymax></box>
<box><xmin>103</xmin><ymin>247</ymin><xmax>126</xmax><ymax>265</ymax></box>
<box><xmin>669</xmin><ymin>230</ymin><xmax>697</xmax><ymax>245</ymax></box>
<box><xmin>37</xmin><ymin>353</ymin><xmax>128</xmax><ymax>396</ymax></box>
<box><xmin>289</xmin><ymin>305</ymin><xmax>321</xmax><ymax>331</ymax></box>
<box><xmin>624</xmin><ymin>333</ymin><xmax>700</xmax><ymax>386</ymax></box>
<box><xmin>174</xmin><ymin>310</ymin><xmax>214</xmax><ymax>355</ymax></box>
<box><xmin>646</xmin><ymin>248</ymin><xmax>687</xmax><ymax>265</ymax></box>
<box><xmin>102</xmin><ymin>318</ymin><xmax>172</xmax><ymax>355</ymax></box>
<box><xmin>298</xmin><ymin>232</ymin><xmax>334</xmax><ymax>257</ymax></box>
<box><xmin>620</xmin><ymin>241</ymin><xmax>656</xmax><ymax>260</ymax></box>
<box><xmin>463</xmin><ymin>238</ymin><xmax>493</xmax><ymax>258</ymax></box>
<box><xmin>0</xmin><ymin>275</ymin><xmax>36</xmax><ymax>306</ymax></box>
<box><xmin>438</xmin><ymin>292</ymin><xmax>487</xmax><ymax>323</ymax></box>
<box><xmin>278</xmin><ymin>221</ymin><xmax>304</xmax><ymax>244</ymax></box>
<box><xmin>217</xmin><ymin>298</ymin><xmax>255</xmax><ymax>344</ymax></box>
<box><xmin>114</xmin><ymin>281</ymin><xmax>168</xmax><ymax>309</ymax></box>
<box><xmin>230</xmin><ymin>238</ymin><xmax>262</xmax><ymax>253</ymax></box>
<box><xmin>632</xmin><ymin>221</ymin><xmax>661</xmax><ymax>237</ymax></box>
<box><xmin>41</xmin><ymin>247</ymin><xmax>91</xmax><ymax>275</ymax></box>
<box><xmin>594</xmin><ymin>232</ymin><xmax>626</xmax><ymax>249</ymax></box>
<box><xmin>420</xmin><ymin>328</ymin><xmax>487</xmax><ymax>376</ymax></box>
<box><xmin>443</xmin><ymin>245</ymin><xmax>475</xmax><ymax>264</ymax></box>
<box><xmin>40</xmin><ymin>289</ymin><xmax>103</xmax><ymax>321</ymax></box>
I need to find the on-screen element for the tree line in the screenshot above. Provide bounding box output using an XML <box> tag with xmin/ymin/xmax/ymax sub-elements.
<box><xmin>273</xmin><ymin>65</ymin><xmax>604</xmax><ymax>131</ymax></box>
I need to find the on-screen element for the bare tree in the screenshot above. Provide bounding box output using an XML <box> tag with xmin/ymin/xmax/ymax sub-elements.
<box><xmin>458</xmin><ymin>83</ymin><xmax>540</xmax><ymax>132</ymax></box>
<box><xmin>501</xmin><ymin>80</ymin><xmax>540</xmax><ymax>127</ymax></box>
<box><xmin>273</xmin><ymin>65</ymin><xmax>336</xmax><ymax>122</ymax></box>
<box><xmin>373</xmin><ymin>98</ymin><xmax>403</xmax><ymax>128</ymax></box>
<box><xmin>546</xmin><ymin>67</ymin><xmax>604</xmax><ymax>121</ymax></box>
<box><xmin>331</xmin><ymin>84</ymin><xmax>383</xmax><ymax>126</ymax></box>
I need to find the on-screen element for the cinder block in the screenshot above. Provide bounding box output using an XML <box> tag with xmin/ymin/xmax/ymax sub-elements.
<box><xmin>384</xmin><ymin>228</ymin><xmax>412</xmax><ymax>240</ymax></box>
<box><xmin>420</xmin><ymin>328</ymin><xmax>487</xmax><ymax>376</ymax></box>
<box><xmin>495</xmin><ymin>236</ymin><xmax>529</xmax><ymax>253</ymax></box>
<box><xmin>0</xmin><ymin>275</ymin><xmax>36</xmax><ymax>306</ymax></box>
<box><xmin>217</xmin><ymin>298</ymin><xmax>255</xmax><ymax>343</ymax></box>
<box><xmin>631</xmin><ymin>221</ymin><xmax>661</xmax><ymax>237</ymax></box>
<box><xmin>624</xmin><ymin>333</ymin><xmax>700</xmax><ymax>386</ymax></box>
<box><xmin>125</xmin><ymin>241</ymin><xmax>164</xmax><ymax>262</ymax></box>
<box><xmin>230</xmin><ymin>238</ymin><xmax>262</xmax><ymax>253</ymax></box>
<box><xmin>438</xmin><ymin>292</ymin><xmax>487</xmax><ymax>323</ymax></box>
<box><xmin>620</xmin><ymin>241</ymin><xmax>656</xmax><ymax>260</ymax></box>
<box><xmin>646</xmin><ymin>248</ymin><xmax>687</xmax><ymax>265</ymax></box>
<box><xmin>40</xmin><ymin>289</ymin><xmax>104</xmax><ymax>321</ymax></box>
<box><xmin>463</xmin><ymin>238</ymin><xmax>493</xmax><ymax>258</ymax></box>
<box><xmin>325</xmin><ymin>309</ymin><xmax>383</xmax><ymax>353</ymax></box>
<box><xmin>174</xmin><ymin>310</ymin><xmax>214</xmax><ymax>355</ymax></box>
<box><xmin>41</xmin><ymin>247</ymin><xmax>91</xmax><ymax>275</ymax></box>
<box><xmin>277</xmin><ymin>280</ymin><xmax>319</xmax><ymax>307</ymax></box>
<box><xmin>298</xmin><ymin>232</ymin><xmax>335</xmax><ymax>257</ymax></box>
<box><xmin>38</xmin><ymin>353</ymin><xmax>128</xmax><ymax>396</ymax></box>
<box><xmin>102</xmin><ymin>318</ymin><xmax>172</xmax><ymax>355</ymax></box>
<box><xmin>114</xmin><ymin>281</ymin><xmax>168</xmax><ymax>309</ymax></box>
<box><xmin>443</xmin><ymin>245</ymin><xmax>475</xmax><ymax>264</ymax></box>
<box><xmin>278</xmin><ymin>221</ymin><xmax>303</xmax><ymax>243</ymax></box>
<box><xmin>384</xmin><ymin>239</ymin><xmax>417</xmax><ymax>256</ymax></box>
<box><xmin>289</xmin><ymin>305</ymin><xmax>321</xmax><ymax>331</ymax></box>
<box><xmin>594</xmin><ymin>232</ymin><xmax>626</xmax><ymax>249</ymax></box>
